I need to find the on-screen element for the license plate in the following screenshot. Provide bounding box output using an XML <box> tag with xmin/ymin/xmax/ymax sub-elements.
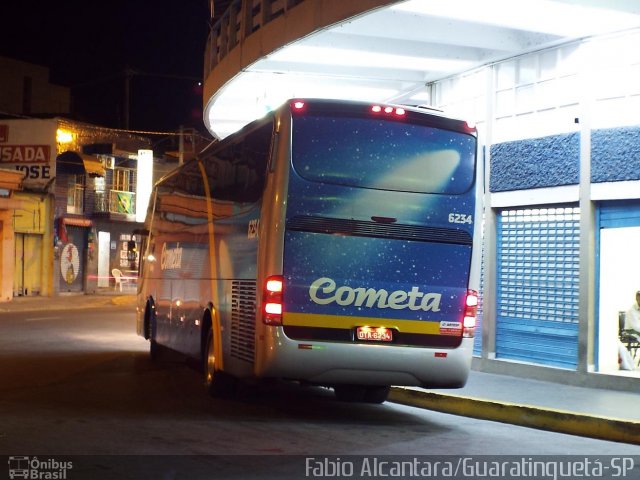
<box><xmin>356</xmin><ymin>326</ymin><xmax>393</xmax><ymax>342</ymax></box>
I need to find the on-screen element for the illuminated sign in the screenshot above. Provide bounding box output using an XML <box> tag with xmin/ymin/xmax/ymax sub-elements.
<box><xmin>136</xmin><ymin>149</ymin><xmax>153</xmax><ymax>223</ymax></box>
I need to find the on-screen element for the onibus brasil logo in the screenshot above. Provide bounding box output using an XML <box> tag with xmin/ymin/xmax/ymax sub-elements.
<box><xmin>7</xmin><ymin>456</ymin><xmax>72</xmax><ymax>479</ymax></box>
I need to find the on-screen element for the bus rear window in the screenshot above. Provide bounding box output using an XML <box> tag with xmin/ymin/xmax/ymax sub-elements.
<box><xmin>292</xmin><ymin>115</ymin><xmax>475</xmax><ymax>194</ymax></box>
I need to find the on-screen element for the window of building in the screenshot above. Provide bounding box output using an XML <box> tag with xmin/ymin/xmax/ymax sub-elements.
<box><xmin>67</xmin><ymin>175</ymin><xmax>83</xmax><ymax>214</ymax></box>
<box><xmin>113</xmin><ymin>168</ymin><xmax>135</xmax><ymax>192</ymax></box>
<box><xmin>432</xmin><ymin>29</ymin><xmax>640</xmax><ymax>142</ymax></box>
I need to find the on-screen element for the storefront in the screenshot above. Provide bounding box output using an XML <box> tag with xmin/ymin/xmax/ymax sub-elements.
<box><xmin>93</xmin><ymin>220</ymin><xmax>141</xmax><ymax>291</ymax></box>
<box><xmin>480</xmin><ymin>124</ymin><xmax>640</xmax><ymax>382</ymax></box>
<box><xmin>596</xmin><ymin>200</ymin><xmax>640</xmax><ymax>374</ymax></box>
<box><xmin>0</xmin><ymin>168</ymin><xmax>27</xmax><ymax>302</ymax></box>
<box><xmin>1</xmin><ymin>117</ymin><xmax>152</xmax><ymax>298</ymax></box>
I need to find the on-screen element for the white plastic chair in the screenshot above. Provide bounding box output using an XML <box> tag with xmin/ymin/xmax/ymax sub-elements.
<box><xmin>112</xmin><ymin>268</ymin><xmax>129</xmax><ymax>292</ymax></box>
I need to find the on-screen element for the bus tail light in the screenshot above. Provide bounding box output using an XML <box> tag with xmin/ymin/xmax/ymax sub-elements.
<box><xmin>263</xmin><ymin>275</ymin><xmax>284</xmax><ymax>325</ymax></box>
<box><xmin>371</xmin><ymin>105</ymin><xmax>406</xmax><ymax>116</ymax></box>
<box><xmin>463</xmin><ymin>290</ymin><xmax>478</xmax><ymax>337</ymax></box>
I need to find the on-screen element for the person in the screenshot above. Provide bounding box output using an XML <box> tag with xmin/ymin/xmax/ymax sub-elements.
<box><xmin>625</xmin><ymin>291</ymin><xmax>640</xmax><ymax>333</ymax></box>
<box><xmin>619</xmin><ymin>291</ymin><xmax>640</xmax><ymax>370</ymax></box>
<box><xmin>618</xmin><ymin>340</ymin><xmax>636</xmax><ymax>370</ymax></box>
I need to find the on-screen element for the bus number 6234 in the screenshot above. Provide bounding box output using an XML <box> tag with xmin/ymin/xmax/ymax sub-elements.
<box><xmin>448</xmin><ymin>213</ymin><xmax>473</xmax><ymax>224</ymax></box>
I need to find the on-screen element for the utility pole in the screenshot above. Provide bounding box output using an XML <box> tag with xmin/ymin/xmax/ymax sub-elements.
<box><xmin>179</xmin><ymin>125</ymin><xmax>184</xmax><ymax>165</ymax></box>
<box><xmin>124</xmin><ymin>67</ymin><xmax>134</xmax><ymax>130</ymax></box>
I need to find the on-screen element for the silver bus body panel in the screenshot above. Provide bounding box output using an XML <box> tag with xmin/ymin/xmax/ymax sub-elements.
<box><xmin>256</xmin><ymin>326</ymin><xmax>474</xmax><ymax>388</ymax></box>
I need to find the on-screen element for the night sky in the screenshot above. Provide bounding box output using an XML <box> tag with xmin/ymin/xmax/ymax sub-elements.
<box><xmin>1</xmin><ymin>0</ymin><xmax>212</xmax><ymax>133</ymax></box>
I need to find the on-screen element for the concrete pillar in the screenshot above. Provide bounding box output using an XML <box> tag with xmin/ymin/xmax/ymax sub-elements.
<box><xmin>577</xmin><ymin>44</ymin><xmax>596</xmax><ymax>373</ymax></box>
<box><xmin>481</xmin><ymin>66</ymin><xmax>497</xmax><ymax>359</ymax></box>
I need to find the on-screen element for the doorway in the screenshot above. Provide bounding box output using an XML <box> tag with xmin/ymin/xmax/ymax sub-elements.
<box><xmin>98</xmin><ymin>231</ymin><xmax>111</xmax><ymax>288</ymax></box>
<box><xmin>598</xmin><ymin>226</ymin><xmax>640</xmax><ymax>373</ymax></box>
<box><xmin>14</xmin><ymin>233</ymin><xmax>42</xmax><ymax>296</ymax></box>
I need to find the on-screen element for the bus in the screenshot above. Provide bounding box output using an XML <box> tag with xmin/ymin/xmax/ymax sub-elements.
<box><xmin>136</xmin><ymin>98</ymin><xmax>481</xmax><ymax>403</ymax></box>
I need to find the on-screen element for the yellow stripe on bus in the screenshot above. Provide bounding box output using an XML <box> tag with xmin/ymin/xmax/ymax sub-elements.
<box><xmin>197</xmin><ymin>160</ymin><xmax>223</xmax><ymax>371</ymax></box>
<box><xmin>282</xmin><ymin>312</ymin><xmax>442</xmax><ymax>335</ymax></box>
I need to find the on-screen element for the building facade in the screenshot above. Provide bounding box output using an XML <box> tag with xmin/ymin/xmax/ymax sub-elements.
<box><xmin>0</xmin><ymin>117</ymin><xmax>155</xmax><ymax>298</ymax></box>
<box><xmin>430</xmin><ymin>30</ymin><xmax>640</xmax><ymax>387</ymax></box>
<box><xmin>0</xmin><ymin>56</ymin><xmax>70</xmax><ymax>117</ymax></box>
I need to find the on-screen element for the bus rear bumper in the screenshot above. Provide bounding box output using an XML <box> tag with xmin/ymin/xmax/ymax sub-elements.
<box><xmin>255</xmin><ymin>328</ymin><xmax>474</xmax><ymax>389</ymax></box>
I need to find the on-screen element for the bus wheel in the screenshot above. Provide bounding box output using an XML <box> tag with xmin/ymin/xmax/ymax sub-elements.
<box><xmin>146</xmin><ymin>302</ymin><xmax>163</xmax><ymax>361</ymax></box>
<box><xmin>363</xmin><ymin>386</ymin><xmax>390</xmax><ymax>404</ymax></box>
<box><xmin>204</xmin><ymin>329</ymin><xmax>236</xmax><ymax>397</ymax></box>
<box><xmin>333</xmin><ymin>384</ymin><xmax>366</xmax><ymax>402</ymax></box>
<box><xmin>149</xmin><ymin>339</ymin><xmax>162</xmax><ymax>361</ymax></box>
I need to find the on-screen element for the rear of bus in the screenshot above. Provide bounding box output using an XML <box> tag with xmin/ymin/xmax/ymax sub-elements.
<box><xmin>256</xmin><ymin>99</ymin><xmax>479</xmax><ymax>395</ymax></box>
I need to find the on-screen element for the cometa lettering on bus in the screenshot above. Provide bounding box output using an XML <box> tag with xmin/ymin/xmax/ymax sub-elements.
<box><xmin>160</xmin><ymin>243</ymin><xmax>183</xmax><ymax>270</ymax></box>
<box><xmin>309</xmin><ymin>277</ymin><xmax>442</xmax><ymax>312</ymax></box>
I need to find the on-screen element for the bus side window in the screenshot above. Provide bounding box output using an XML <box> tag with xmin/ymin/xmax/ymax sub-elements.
<box><xmin>204</xmin><ymin>121</ymin><xmax>272</xmax><ymax>206</ymax></box>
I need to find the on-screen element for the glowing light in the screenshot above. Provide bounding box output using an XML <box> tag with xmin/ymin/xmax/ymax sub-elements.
<box><xmin>136</xmin><ymin>149</ymin><xmax>154</xmax><ymax>223</ymax></box>
<box><xmin>268</xmin><ymin>44</ymin><xmax>472</xmax><ymax>72</ymax></box>
<box><xmin>266</xmin><ymin>278</ymin><xmax>283</xmax><ymax>293</ymax></box>
<box><xmin>56</xmin><ymin>129</ymin><xmax>73</xmax><ymax>144</ymax></box>
<box><xmin>463</xmin><ymin>316</ymin><xmax>476</xmax><ymax>328</ymax></box>
<box><xmin>463</xmin><ymin>289</ymin><xmax>479</xmax><ymax>337</ymax></box>
<box><xmin>263</xmin><ymin>275</ymin><xmax>284</xmax><ymax>325</ymax></box>
<box><xmin>391</xmin><ymin>0</ymin><xmax>640</xmax><ymax>38</ymax></box>
<box><xmin>265</xmin><ymin>303</ymin><xmax>282</xmax><ymax>315</ymax></box>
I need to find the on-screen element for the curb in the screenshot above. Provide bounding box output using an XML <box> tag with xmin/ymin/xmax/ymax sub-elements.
<box><xmin>111</xmin><ymin>295</ymin><xmax>137</xmax><ymax>306</ymax></box>
<box><xmin>389</xmin><ymin>387</ymin><xmax>640</xmax><ymax>446</ymax></box>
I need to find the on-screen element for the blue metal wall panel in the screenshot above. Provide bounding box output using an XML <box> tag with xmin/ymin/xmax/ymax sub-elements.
<box><xmin>473</xmin><ymin>250</ymin><xmax>484</xmax><ymax>357</ymax></box>
<box><xmin>599</xmin><ymin>200</ymin><xmax>640</xmax><ymax>228</ymax></box>
<box><xmin>496</xmin><ymin>207</ymin><xmax>580</xmax><ymax>369</ymax></box>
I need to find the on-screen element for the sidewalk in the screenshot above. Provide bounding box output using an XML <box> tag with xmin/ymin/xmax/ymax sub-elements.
<box><xmin>0</xmin><ymin>290</ymin><xmax>136</xmax><ymax>313</ymax></box>
<box><xmin>1</xmin><ymin>292</ymin><xmax>639</xmax><ymax>446</ymax></box>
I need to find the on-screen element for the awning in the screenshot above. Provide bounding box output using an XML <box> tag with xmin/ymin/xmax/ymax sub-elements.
<box><xmin>0</xmin><ymin>167</ymin><xmax>25</xmax><ymax>190</ymax></box>
<box><xmin>61</xmin><ymin>216</ymin><xmax>93</xmax><ymax>227</ymax></box>
<box><xmin>82</xmin><ymin>155</ymin><xmax>106</xmax><ymax>176</ymax></box>
<box><xmin>0</xmin><ymin>197</ymin><xmax>27</xmax><ymax>209</ymax></box>
<box><xmin>56</xmin><ymin>151</ymin><xmax>105</xmax><ymax>177</ymax></box>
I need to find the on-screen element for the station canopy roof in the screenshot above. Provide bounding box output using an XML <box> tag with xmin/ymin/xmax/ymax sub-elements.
<box><xmin>206</xmin><ymin>0</ymin><xmax>640</xmax><ymax>139</ymax></box>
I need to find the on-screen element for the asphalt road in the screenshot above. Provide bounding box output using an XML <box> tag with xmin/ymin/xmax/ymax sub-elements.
<box><xmin>1</xmin><ymin>304</ymin><xmax>638</xmax><ymax>479</ymax></box>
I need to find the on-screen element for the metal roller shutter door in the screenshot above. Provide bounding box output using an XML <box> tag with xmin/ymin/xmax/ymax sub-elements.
<box><xmin>473</xmin><ymin>253</ymin><xmax>484</xmax><ymax>357</ymax></box>
<box><xmin>496</xmin><ymin>207</ymin><xmax>580</xmax><ymax>369</ymax></box>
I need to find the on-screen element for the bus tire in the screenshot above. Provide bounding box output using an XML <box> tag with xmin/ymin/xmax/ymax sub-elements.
<box><xmin>147</xmin><ymin>302</ymin><xmax>164</xmax><ymax>362</ymax></box>
<box><xmin>149</xmin><ymin>339</ymin><xmax>163</xmax><ymax>362</ymax></box>
<box><xmin>363</xmin><ymin>386</ymin><xmax>390</xmax><ymax>404</ymax></box>
<box><xmin>204</xmin><ymin>328</ymin><xmax>236</xmax><ymax>397</ymax></box>
<box><xmin>333</xmin><ymin>384</ymin><xmax>366</xmax><ymax>402</ymax></box>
